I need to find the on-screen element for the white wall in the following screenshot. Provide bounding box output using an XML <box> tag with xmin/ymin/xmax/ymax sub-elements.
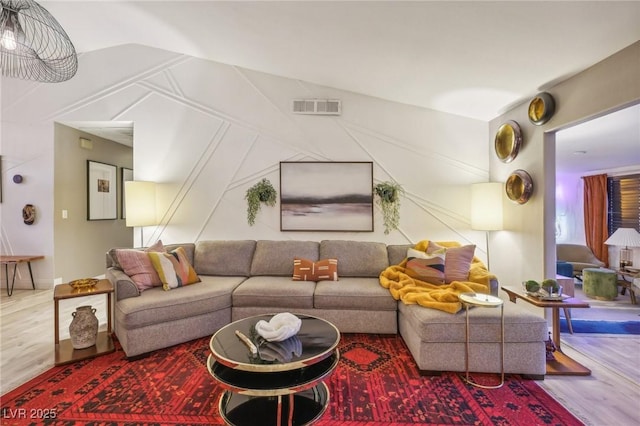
<box><xmin>490</xmin><ymin>41</ymin><xmax>640</xmax><ymax>286</ymax></box>
<box><xmin>555</xmin><ymin>171</ymin><xmax>585</xmax><ymax>245</ymax></box>
<box><xmin>1</xmin><ymin>44</ymin><xmax>491</xmax><ymax>289</ymax></box>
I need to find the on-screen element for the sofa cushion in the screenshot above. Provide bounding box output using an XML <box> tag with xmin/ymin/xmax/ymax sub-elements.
<box><xmin>115</xmin><ymin>276</ymin><xmax>244</xmax><ymax>330</ymax></box>
<box><xmin>194</xmin><ymin>240</ymin><xmax>256</xmax><ymax>276</ymax></box>
<box><xmin>114</xmin><ymin>240</ymin><xmax>165</xmax><ymax>291</ymax></box>
<box><xmin>387</xmin><ymin>244</ymin><xmax>412</xmax><ymax>266</ymax></box>
<box><xmin>319</xmin><ymin>240</ymin><xmax>389</xmax><ymax>277</ymax></box>
<box><xmin>149</xmin><ymin>247</ymin><xmax>201</xmax><ymax>291</ymax></box>
<box><xmin>164</xmin><ymin>243</ymin><xmax>196</xmax><ymax>266</ymax></box>
<box><xmin>250</xmin><ymin>240</ymin><xmax>319</xmax><ymax>276</ymax></box>
<box><xmin>314</xmin><ymin>277</ymin><xmax>397</xmax><ymax>311</ymax></box>
<box><xmin>232</xmin><ymin>277</ymin><xmax>315</xmax><ymax>309</ymax></box>
<box><xmin>399</xmin><ymin>302</ymin><xmax>547</xmax><ymax>343</ymax></box>
<box><xmin>293</xmin><ymin>258</ymin><xmax>338</xmax><ymax>281</ymax></box>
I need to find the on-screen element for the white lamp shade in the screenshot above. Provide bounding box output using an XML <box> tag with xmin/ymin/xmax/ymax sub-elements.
<box><xmin>604</xmin><ymin>228</ymin><xmax>640</xmax><ymax>247</ymax></box>
<box><xmin>471</xmin><ymin>182</ymin><xmax>504</xmax><ymax>231</ymax></box>
<box><xmin>125</xmin><ymin>181</ymin><xmax>157</xmax><ymax>227</ymax></box>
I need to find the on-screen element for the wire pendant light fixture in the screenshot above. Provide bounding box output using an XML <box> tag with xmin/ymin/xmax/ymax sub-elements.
<box><xmin>1</xmin><ymin>0</ymin><xmax>77</xmax><ymax>82</ymax></box>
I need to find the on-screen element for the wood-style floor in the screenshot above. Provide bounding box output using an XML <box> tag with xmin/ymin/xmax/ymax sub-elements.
<box><xmin>1</xmin><ymin>288</ymin><xmax>639</xmax><ymax>426</ymax></box>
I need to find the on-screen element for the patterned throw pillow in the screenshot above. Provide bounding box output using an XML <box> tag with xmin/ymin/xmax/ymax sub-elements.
<box><xmin>405</xmin><ymin>248</ymin><xmax>446</xmax><ymax>284</ymax></box>
<box><xmin>292</xmin><ymin>258</ymin><xmax>338</xmax><ymax>282</ymax></box>
<box><xmin>115</xmin><ymin>240</ymin><xmax>165</xmax><ymax>292</ymax></box>
<box><xmin>148</xmin><ymin>247</ymin><xmax>201</xmax><ymax>291</ymax></box>
<box><xmin>427</xmin><ymin>241</ymin><xmax>476</xmax><ymax>283</ymax></box>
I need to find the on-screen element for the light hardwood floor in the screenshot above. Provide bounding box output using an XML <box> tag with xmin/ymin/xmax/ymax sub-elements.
<box><xmin>1</xmin><ymin>288</ymin><xmax>639</xmax><ymax>425</ymax></box>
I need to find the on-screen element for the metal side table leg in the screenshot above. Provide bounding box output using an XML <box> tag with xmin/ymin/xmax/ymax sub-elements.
<box><xmin>461</xmin><ymin>293</ymin><xmax>505</xmax><ymax>389</ymax></box>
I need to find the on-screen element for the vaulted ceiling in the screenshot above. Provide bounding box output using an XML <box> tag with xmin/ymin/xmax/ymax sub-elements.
<box><xmin>44</xmin><ymin>1</ymin><xmax>640</xmax><ymax>172</ymax></box>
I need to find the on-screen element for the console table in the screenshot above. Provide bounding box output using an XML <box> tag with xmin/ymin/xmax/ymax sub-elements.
<box><xmin>1</xmin><ymin>255</ymin><xmax>44</xmax><ymax>296</ymax></box>
<box><xmin>208</xmin><ymin>314</ymin><xmax>340</xmax><ymax>426</ymax></box>
<box><xmin>501</xmin><ymin>286</ymin><xmax>591</xmax><ymax>376</ymax></box>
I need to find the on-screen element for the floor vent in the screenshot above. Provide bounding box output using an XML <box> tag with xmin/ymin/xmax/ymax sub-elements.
<box><xmin>292</xmin><ymin>99</ymin><xmax>341</xmax><ymax>115</ymax></box>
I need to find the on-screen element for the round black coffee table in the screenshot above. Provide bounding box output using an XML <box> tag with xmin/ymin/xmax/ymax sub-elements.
<box><xmin>207</xmin><ymin>313</ymin><xmax>340</xmax><ymax>426</ymax></box>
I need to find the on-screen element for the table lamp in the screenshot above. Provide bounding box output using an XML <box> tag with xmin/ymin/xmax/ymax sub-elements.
<box><xmin>604</xmin><ymin>228</ymin><xmax>640</xmax><ymax>269</ymax></box>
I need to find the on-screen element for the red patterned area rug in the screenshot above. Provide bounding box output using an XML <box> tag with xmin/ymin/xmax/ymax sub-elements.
<box><xmin>1</xmin><ymin>334</ymin><xmax>582</xmax><ymax>425</ymax></box>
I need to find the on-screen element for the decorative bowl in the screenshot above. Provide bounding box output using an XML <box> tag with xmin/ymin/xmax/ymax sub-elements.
<box><xmin>506</xmin><ymin>169</ymin><xmax>534</xmax><ymax>204</ymax></box>
<box><xmin>69</xmin><ymin>278</ymin><xmax>99</xmax><ymax>289</ymax></box>
<box><xmin>528</xmin><ymin>92</ymin><xmax>556</xmax><ymax>125</ymax></box>
<box><xmin>494</xmin><ymin>120</ymin><xmax>522</xmax><ymax>163</ymax></box>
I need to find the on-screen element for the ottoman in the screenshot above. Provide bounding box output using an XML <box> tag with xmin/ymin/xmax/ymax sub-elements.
<box><xmin>583</xmin><ymin>268</ymin><xmax>618</xmax><ymax>300</ymax></box>
<box><xmin>556</xmin><ymin>261</ymin><xmax>573</xmax><ymax>279</ymax></box>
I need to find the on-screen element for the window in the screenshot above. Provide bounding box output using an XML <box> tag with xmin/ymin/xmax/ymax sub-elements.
<box><xmin>607</xmin><ymin>173</ymin><xmax>640</xmax><ymax>235</ymax></box>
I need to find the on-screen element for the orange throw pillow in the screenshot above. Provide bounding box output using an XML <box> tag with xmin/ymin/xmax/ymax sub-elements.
<box><xmin>292</xmin><ymin>258</ymin><xmax>338</xmax><ymax>282</ymax></box>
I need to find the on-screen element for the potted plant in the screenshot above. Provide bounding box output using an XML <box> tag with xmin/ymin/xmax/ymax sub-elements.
<box><xmin>245</xmin><ymin>178</ymin><xmax>277</xmax><ymax>226</ymax></box>
<box><xmin>374</xmin><ymin>181</ymin><xmax>404</xmax><ymax>234</ymax></box>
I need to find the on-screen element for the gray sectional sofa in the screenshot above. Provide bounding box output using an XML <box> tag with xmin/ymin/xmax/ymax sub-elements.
<box><xmin>106</xmin><ymin>239</ymin><xmax>548</xmax><ymax>378</ymax></box>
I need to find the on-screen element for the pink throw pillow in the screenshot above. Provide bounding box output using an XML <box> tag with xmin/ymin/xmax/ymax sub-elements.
<box><xmin>115</xmin><ymin>240</ymin><xmax>165</xmax><ymax>292</ymax></box>
<box><xmin>427</xmin><ymin>241</ymin><xmax>476</xmax><ymax>283</ymax></box>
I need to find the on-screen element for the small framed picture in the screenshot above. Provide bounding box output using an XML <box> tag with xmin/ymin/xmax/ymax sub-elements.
<box><xmin>87</xmin><ymin>160</ymin><xmax>118</xmax><ymax>220</ymax></box>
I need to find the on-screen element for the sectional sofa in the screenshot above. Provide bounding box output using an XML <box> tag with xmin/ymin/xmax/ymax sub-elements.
<box><xmin>106</xmin><ymin>239</ymin><xmax>548</xmax><ymax>378</ymax></box>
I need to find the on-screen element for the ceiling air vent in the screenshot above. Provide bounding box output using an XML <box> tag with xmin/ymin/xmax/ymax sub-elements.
<box><xmin>292</xmin><ymin>99</ymin><xmax>341</xmax><ymax>115</ymax></box>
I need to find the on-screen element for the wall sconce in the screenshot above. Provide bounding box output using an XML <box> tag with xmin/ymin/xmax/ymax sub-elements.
<box><xmin>125</xmin><ymin>181</ymin><xmax>157</xmax><ymax>247</ymax></box>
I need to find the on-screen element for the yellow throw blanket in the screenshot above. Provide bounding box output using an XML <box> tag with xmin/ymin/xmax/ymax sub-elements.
<box><xmin>379</xmin><ymin>240</ymin><xmax>496</xmax><ymax>314</ymax></box>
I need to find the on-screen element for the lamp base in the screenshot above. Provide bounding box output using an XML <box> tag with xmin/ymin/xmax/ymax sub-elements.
<box><xmin>620</xmin><ymin>260</ymin><xmax>632</xmax><ymax>270</ymax></box>
<box><xmin>620</xmin><ymin>248</ymin><xmax>633</xmax><ymax>270</ymax></box>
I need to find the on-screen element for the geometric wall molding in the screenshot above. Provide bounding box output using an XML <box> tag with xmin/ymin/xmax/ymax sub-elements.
<box><xmin>2</xmin><ymin>44</ymin><xmax>493</xmax><ymax>287</ymax></box>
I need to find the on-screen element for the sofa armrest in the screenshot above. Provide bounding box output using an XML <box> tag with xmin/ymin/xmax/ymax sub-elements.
<box><xmin>106</xmin><ymin>267</ymin><xmax>140</xmax><ymax>301</ymax></box>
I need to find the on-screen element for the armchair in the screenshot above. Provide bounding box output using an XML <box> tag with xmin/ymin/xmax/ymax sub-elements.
<box><xmin>556</xmin><ymin>244</ymin><xmax>606</xmax><ymax>278</ymax></box>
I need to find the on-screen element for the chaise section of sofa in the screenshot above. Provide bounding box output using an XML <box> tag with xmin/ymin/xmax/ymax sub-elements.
<box><xmin>399</xmin><ymin>301</ymin><xmax>547</xmax><ymax>378</ymax></box>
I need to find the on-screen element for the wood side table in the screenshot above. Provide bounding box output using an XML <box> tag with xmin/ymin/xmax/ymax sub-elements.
<box><xmin>616</xmin><ymin>268</ymin><xmax>638</xmax><ymax>304</ymax></box>
<box><xmin>501</xmin><ymin>286</ymin><xmax>590</xmax><ymax>376</ymax></box>
<box><xmin>54</xmin><ymin>279</ymin><xmax>115</xmax><ymax>365</ymax></box>
<box><xmin>1</xmin><ymin>255</ymin><xmax>44</xmax><ymax>296</ymax></box>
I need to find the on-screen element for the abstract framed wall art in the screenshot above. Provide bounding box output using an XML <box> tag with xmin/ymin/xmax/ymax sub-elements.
<box><xmin>280</xmin><ymin>161</ymin><xmax>373</xmax><ymax>231</ymax></box>
<box><xmin>87</xmin><ymin>160</ymin><xmax>117</xmax><ymax>220</ymax></box>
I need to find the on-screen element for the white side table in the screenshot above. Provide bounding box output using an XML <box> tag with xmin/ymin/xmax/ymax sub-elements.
<box><xmin>459</xmin><ymin>292</ymin><xmax>504</xmax><ymax>389</ymax></box>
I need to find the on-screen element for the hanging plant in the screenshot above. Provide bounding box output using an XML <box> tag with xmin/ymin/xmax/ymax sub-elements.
<box><xmin>245</xmin><ymin>178</ymin><xmax>278</xmax><ymax>226</ymax></box>
<box><xmin>374</xmin><ymin>181</ymin><xmax>404</xmax><ymax>234</ymax></box>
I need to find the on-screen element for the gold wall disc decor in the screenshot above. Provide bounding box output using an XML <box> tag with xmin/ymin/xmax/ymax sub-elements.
<box><xmin>494</xmin><ymin>120</ymin><xmax>522</xmax><ymax>163</ymax></box>
<box><xmin>506</xmin><ymin>169</ymin><xmax>533</xmax><ymax>204</ymax></box>
<box><xmin>528</xmin><ymin>92</ymin><xmax>555</xmax><ymax>125</ymax></box>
